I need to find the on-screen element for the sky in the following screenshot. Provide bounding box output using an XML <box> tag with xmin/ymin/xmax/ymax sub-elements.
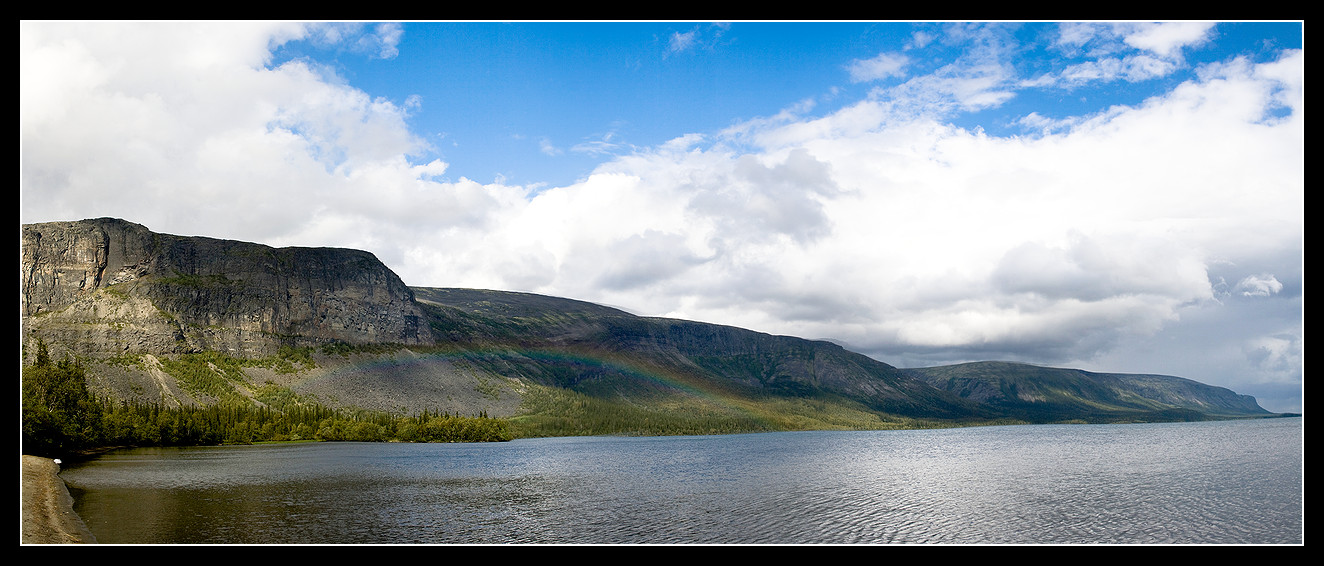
<box><xmin>20</xmin><ymin>21</ymin><xmax>1304</xmax><ymax>413</ymax></box>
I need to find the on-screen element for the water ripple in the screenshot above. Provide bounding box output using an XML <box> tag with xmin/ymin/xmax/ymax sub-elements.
<box><xmin>63</xmin><ymin>419</ymin><xmax>1303</xmax><ymax>544</ymax></box>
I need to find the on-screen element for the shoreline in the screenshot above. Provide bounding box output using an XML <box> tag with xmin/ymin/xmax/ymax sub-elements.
<box><xmin>20</xmin><ymin>455</ymin><xmax>97</xmax><ymax>544</ymax></box>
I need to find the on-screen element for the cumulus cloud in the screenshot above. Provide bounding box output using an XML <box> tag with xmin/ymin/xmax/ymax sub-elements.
<box><xmin>20</xmin><ymin>22</ymin><xmax>1302</xmax><ymax>409</ymax></box>
<box><xmin>539</xmin><ymin>45</ymin><xmax>1301</xmax><ymax>370</ymax></box>
<box><xmin>1122</xmin><ymin>21</ymin><xmax>1216</xmax><ymax>58</ymax></box>
<box><xmin>687</xmin><ymin>148</ymin><xmax>840</xmax><ymax>246</ymax></box>
<box><xmin>19</xmin><ymin>21</ymin><xmax>514</xmax><ymax>260</ymax></box>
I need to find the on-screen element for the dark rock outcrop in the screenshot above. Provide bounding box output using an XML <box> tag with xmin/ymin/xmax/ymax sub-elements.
<box><xmin>22</xmin><ymin>218</ymin><xmax>432</xmax><ymax>359</ymax></box>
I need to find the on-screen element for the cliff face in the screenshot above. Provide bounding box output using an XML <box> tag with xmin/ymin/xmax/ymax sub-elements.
<box><xmin>22</xmin><ymin>218</ymin><xmax>433</xmax><ymax>358</ymax></box>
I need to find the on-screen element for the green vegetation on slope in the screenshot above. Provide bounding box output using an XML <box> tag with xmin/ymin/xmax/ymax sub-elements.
<box><xmin>22</xmin><ymin>342</ymin><xmax>105</xmax><ymax>456</ymax></box>
<box><xmin>21</xmin><ymin>341</ymin><xmax>512</xmax><ymax>458</ymax></box>
<box><xmin>506</xmin><ymin>380</ymin><xmax>971</xmax><ymax>439</ymax></box>
<box><xmin>904</xmin><ymin>361</ymin><xmax>1270</xmax><ymax>423</ymax></box>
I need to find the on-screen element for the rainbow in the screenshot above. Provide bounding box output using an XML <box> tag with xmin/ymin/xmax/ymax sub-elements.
<box><xmin>277</xmin><ymin>343</ymin><xmax>778</xmax><ymax>425</ymax></box>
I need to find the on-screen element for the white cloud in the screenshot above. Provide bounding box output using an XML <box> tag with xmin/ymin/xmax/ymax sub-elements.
<box><xmin>1055</xmin><ymin>22</ymin><xmax>1108</xmax><ymax>52</ymax></box>
<box><xmin>847</xmin><ymin>52</ymin><xmax>909</xmax><ymax>83</ymax></box>
<box><xmin>1049</xmin><ymin>22</ymin><xmax>1219</xmax><ymax>88</ymax></box>
<box><xmin>1235</xmin><ymin>274</ymin><xmax>1284</xmax><ymax>297</ymax></box>
<box><xmin>20</xmin><ymin>23</ymin><xmax>1302</xmax><ymax>409</ymax></box>
<box><xmin>302</xmin><ymin>22</ymin><xmax>403</xmax><ymax>59</ymax></box>
<box><xmin>665</xmin><ymin>23</ymin><xmax>729</xmax><ymax>56</ymax></box>
<box><xmin>668</xmin><ymin>30</ymin><xmax>697</xmax><ymax>53</ymax></box>
<box><xmin>1016</xmin><ymin>112</ymin><xmax>1078</xmax><ymax>134</ymax></box>
<box><xmin>20</xmin><ymin>21</ymin><xmax>478</xmax><ymax>249</ymax></box>
<box><xmin>1121</xmin><ymin>22</ymin><xmax>1215</xmax><ymax>58</ymax></box>
<box><xmin>907</xmin><ymin>30</ymin><xmax>936</xmax><ymax>49</ymax></box>
<box><xmin>367</xmin><ymin>22</ymin><xmax>404</xmax><ymax>59</ymax></box>
<box><xmin>510</xmin><ymin>46</ymin><xmax>1304</xmax><ymax>367</ymax></box>
<box><xmin>872</xmin><ymin>32</ymin><xmax>1019</xmax><ymax>115</ymax></box>
<box><xmin>1060</xmin><ymin>54</ymin><xmax>1180</xmax><ymax>84</ymax></box>
<box><xmin>1055</xmin><ymin>22</ymin><xmax>1215</xmax><ymax>59</ymax></box>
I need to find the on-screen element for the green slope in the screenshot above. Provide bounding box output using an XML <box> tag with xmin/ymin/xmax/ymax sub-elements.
<box><xmin>412</xmin><ymin>287</ymin><xmax>990</xmax><ymax>431</ymax></box>
<box><xmin>415</xmin><ymin>288</ymin><xmax>1275</xmax><ymax>430</ymax></box>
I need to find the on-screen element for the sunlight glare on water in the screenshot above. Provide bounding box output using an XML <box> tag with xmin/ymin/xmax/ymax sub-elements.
<box><xmin>62</xmin><ymin>418</ymin><xmax>1303</xmax><ymax>544</ymax></box>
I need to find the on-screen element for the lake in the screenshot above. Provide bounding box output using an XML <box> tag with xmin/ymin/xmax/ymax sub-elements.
<box><xmin>60</xmin><ymin>417</ymin><xmax>1303</xmax><ymax>544</ymax></box>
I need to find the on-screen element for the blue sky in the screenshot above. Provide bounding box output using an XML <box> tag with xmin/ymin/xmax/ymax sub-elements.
<box><xmin>20</xmin><ymin>21</ymin><xmax>1303</xmax><ymax>412</ymax></box>
<box><xmin>265</xmin><ymin>22</ymin><xmax>1301</xmax><ymax>188</ymax></box>
<box><xmin>269</xmin><ymin>22</ymin><xmax>920</xmax><ymax>188</ymax></box>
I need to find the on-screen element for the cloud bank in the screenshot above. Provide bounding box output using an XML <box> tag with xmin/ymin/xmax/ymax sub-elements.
<box><xmin>20</xmin><ymin>22</ymin><xmax>1303</xmax><ymax>411</ymax></box>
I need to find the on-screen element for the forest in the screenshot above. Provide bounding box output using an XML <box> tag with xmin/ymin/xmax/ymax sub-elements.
<box><xmin>21</xmin><ymin>341</ymin><xmax>513</xmax><ymax>459</ymax></box>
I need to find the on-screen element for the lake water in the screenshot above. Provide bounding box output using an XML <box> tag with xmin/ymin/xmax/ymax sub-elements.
<box><xmin>60</xmin><ymin>417</ymin><xmax>1303</xmax><ymax>545</ymax></box>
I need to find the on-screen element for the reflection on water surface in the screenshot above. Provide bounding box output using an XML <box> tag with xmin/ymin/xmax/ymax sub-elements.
<box><xmin>63</xmin><ymin>418</ymin><xmax>1303</xmax><ymax>544</ymax></box>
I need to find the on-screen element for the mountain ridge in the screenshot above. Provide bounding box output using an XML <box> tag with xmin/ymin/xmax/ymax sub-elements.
<box><xmin>903</xmin><ymin>360</ymin><xmax>1268</xmax><ymax>421</ymax></box>
<box><xmin>20</xmin><ymin>218</ymin><xmax>1276</xmax><ymax>434</ymax></box>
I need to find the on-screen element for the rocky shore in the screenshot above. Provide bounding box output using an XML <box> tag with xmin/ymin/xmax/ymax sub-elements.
<box><xmin>20</xmin><ymin>455</ymin><xmax>97</xmax><ymax>544</ymax></box>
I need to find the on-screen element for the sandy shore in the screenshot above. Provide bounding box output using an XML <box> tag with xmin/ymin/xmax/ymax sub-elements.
<box><xmin>20</xmin><ymin>455</ymin><xmax>97</xmax><ymax>544</ymax></box>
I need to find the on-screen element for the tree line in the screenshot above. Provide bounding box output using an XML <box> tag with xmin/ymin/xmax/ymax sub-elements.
<box><xmin>21</xmin><ymin>342</ymin><xmax>512</xmax><ymax>459</ymax></box>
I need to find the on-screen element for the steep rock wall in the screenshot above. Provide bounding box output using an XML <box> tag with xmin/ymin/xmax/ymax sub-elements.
<box><xmin>22</xmin><ymin>218</ymin><xmax>434</xmax><ymax>358</ymax></box>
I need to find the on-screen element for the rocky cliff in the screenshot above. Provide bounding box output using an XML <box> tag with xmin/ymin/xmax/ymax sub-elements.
<box><xmin>20</xmin><ymin>218</ymin><xmax>1273</xmax><ymax>423</ymax></box>
<box><xmin>22</xmin><ymin>218</ymin><xmax>433</xmax><ymax>360</ymax></box>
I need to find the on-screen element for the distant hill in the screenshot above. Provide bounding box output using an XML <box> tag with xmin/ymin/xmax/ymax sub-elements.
<box><xmin>412</xmin><ymin>287</ymin><xmax>985</xmax><ymax>420</ymax></box>
<box><xmin>20</xmin><ymin>219</ymin><xmax>1278</xmax><ymax>437</ymax></box>
<box><xmin>903</xmin><ymin>361</ymin><xmax>1269</xmax><ymax>422</ymax></box>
